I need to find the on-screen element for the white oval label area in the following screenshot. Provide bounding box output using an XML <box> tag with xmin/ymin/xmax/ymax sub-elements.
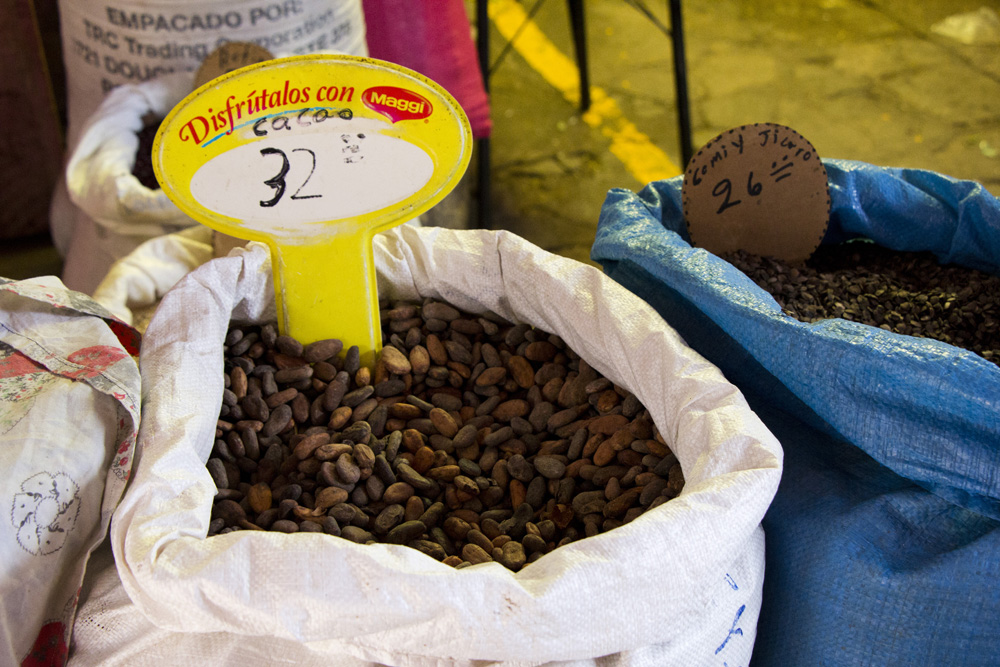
<box><xmin>190</xmin><ymin>130</ymin><xmax>433</xmax><ymax>234</ymax></box>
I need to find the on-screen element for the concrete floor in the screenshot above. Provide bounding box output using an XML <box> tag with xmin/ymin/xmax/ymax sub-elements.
<box><xmin>2</xmin><ymin>0</ymin><xmax>998</xmax><ymax>282</ymax></box>
<box><xmin>475</xmin><ymin>0</ymin><xmax>1000</xmax><ymax>266</ymax></box>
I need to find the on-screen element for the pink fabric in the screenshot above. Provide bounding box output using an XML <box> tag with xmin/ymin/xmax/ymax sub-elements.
<box><xmin>363</xmin><ymin>0</ymin><xmax>492</xmax><ymax>139</ymax></box>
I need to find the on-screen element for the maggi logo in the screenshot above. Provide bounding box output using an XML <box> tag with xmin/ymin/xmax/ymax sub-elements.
<box><xmin>362</xmin><ymin>86</ymin><xmax>432</xmax><ymax>123</ymax></box>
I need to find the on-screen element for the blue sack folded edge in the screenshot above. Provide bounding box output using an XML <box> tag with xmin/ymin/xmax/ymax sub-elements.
<box><xmin>592</xmin><ymin>159</ymin><xmax>1000</xmax><ymax>520</ymax></box>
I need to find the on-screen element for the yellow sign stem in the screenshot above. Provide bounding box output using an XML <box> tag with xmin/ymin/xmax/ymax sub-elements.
<box><xmin>272</xmin><ymin>232</ymin><xmax>383</xmax><ymax>369</ymax></box>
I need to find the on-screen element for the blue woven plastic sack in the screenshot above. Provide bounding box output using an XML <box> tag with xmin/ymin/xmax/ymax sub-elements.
<box><xmin>592</xmin><ymin>159</ymin><xmax>1000</xmax><ymax>666</ymax></box>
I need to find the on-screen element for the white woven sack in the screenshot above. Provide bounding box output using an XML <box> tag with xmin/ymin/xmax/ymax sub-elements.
<box><xmin>0</xmin><ymin>278</ymin><xmax>140</xmax><ymax>665</ymax></box>
<box><xmin>60</xmin><ymin>70</ymin><xmax>202</xmax><ymax>296</ymax></box>
<box><xmin>66</xmin><ymin>71</ymin><xmax>199</xmax><ymax>242</ymax></box>
<box><xmin>72</xmin><ymin>540</ymin><xmax>689</xmax><ymax>666</ymax></box>
<box><xmin>91</xmin><ymin>225</ymin><xmax>214</xmax><ymax>329</ymax></box>
<box><xmin>110</xmin><ymin>226</ymin><xmax>782</xmax><ymax>665</ymax></box>
<box><xmin>57</xmin><ymin>0</ymin><xmax>368</xmax><ymax>153</ymax></box>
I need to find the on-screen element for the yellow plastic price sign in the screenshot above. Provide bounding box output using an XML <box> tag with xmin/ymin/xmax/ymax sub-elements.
<box><xmin>153</xmin><ymin>54</ymin><xmax>472</xmax><ymax>367</ymax></box>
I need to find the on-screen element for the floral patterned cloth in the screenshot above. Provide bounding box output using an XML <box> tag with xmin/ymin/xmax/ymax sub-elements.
<box><xmin>0</xmin><ymin>276</ymin><xmax>140</xmax><ymax>667</ymax></box>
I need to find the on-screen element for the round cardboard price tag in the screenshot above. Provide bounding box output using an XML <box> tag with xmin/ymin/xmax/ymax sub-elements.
<box><xmin>194</xmin><ymin>42</ymin><xmax>275</xmax><ymax>89</ymax></box>
<box><xmin>682</xmin><ymin>123</ymin><xmax>830</xmax><ymax>262</ymax></box>
<box><xmin>152</xmin><ymin>54</ymin><xmax>473</xmax><ymax>365</ymax></box>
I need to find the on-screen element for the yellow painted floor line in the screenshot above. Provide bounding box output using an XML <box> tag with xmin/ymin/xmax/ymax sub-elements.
<box><xmin>488</xmin><ymin>0</ymin><xmax>683</xmax><ymax>185</ymax></box>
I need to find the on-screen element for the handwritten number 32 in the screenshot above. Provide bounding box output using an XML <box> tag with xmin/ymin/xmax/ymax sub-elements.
<box><xmin>259</xmin><ymin>147</ymin><xmax>322</xmax><ymax>208</ymax></box>
<box><xmin>712</xmin><ymin>172</ymin><xmax>762</xmax><ymax>215</ymax></box>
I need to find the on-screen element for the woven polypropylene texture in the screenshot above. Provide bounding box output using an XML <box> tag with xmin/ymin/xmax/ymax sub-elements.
<box><xmin>591</xmin><ymin>159</ymin><xmax>1000</xmax><ymax>666</ymax></box>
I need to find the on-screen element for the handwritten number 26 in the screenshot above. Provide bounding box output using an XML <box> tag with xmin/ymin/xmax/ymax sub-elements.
<box><xmin>258</xmin><ymin>147</ymin><xmax>321</xmax><ymax>208</ymax></box>
<box><xmin>712</xmin><ymin>172</ymin><xmax>761</xmax><ymax>215</ymax></box>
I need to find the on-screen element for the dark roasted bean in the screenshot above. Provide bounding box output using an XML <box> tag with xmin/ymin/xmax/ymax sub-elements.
<box><xmin>210</xmin><ymin>301</ymin><xmax>681</xmax><ymax>572</ymax></box>
<box><xmin>722</xmin><ymin>243</ymin><xmax>999</xmax><ymax>365</ymax></box>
